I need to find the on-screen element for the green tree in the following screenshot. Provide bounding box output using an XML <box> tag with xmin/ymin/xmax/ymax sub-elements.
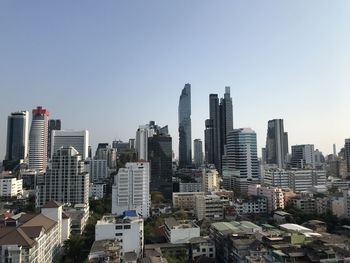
<box><xmin>62</xmin><ymin>235</ymin><xmax>86</xmax><ymax>262</ymax></box>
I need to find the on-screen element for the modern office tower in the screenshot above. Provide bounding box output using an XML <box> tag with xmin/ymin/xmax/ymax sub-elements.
<box><xmin>314</xmin><ymin>149</ymin><xmax>325</xmax><ymax>167</ymax></box>
<box><xmin>112</xmin><ymin>140</ymin><xmax>129</xmax><ymax>153</ymax></box>
<box><xmin>136</xmin><ymin>125</ymin><xmax>150</xmax><ymax>161</ymax></box>
<box><xmin>178</xmin><ymin>83</ymin><xmax>192</xmax><ymax>167</ymax></box>
<box><xmin>36</xmin><ymin>146</ymin><xmax>89</xmax><ymax>208</ymax></box>
<box><xmin>47</xmin><ymin>119</ymin><xmax>61</xmax><ymax>159</ymax></box>
<box><xmin>290</xmin><ymin>144</ymin><xmax>315</xmax><ymax>169</ymax></box>
<box><xmin>90</xmin><ymin>159</ymin><xmax>108</xmax><ymax>182</ymax></box>
<box><xmin>265</xmin><ymin>119</ymin><xmax>289</xmax><ymax>168</ymax></box>
<box><xmin>148</xmin><ymin>126</ymin><xmax>173</xmax><ymax>199</ymax></box>
<box><xmin>29</xmin><ymin>106</ymin><xmax>50</xmax><ymax>171</ymax></box>
<box><xmin>224</xmin><ymin>128</ymin><xmax>259</xmax><ymax>195</ymax></box>
<box><xmin>209</xmin><ymin>94</ymin><xmax>221</xmax><ymax>170</ymax></box>
<box><xmin>95</xmin><ymin>143</ymin><xmax>109</xmax><ymax>160</ymax></box>
<box><xmin>51</xmin><ymin>130</ymin><xmax>89</xmax><ymax>159</ymax></box>
<box><xmin>333</xmin><ymin>144</ymin><xmax>337</xmax><ymax>160</ymax></box>
<box><xmin>345</xmin><ymin>139</ymin><xmax>350</xmax><ymax>176</ymax></box>
<box><xmin>129</xmin><ymin>138</ymin><xmax>135</xmax><ymax>150</ymax></box>
<box><xmin>4</xmin><ymin>111</ymin><xmax>29</xmax><ymax>170</ymax></box>
<box><xmin>204</xmin><ymin>119</ymin><xmax>214</xmax><ymax>164</ymax></box>
<box><xmin>219</xmin><ymin>86</ymin><xmax>233</xmax><ymax>156</ymax></box>
<box><xmin>193</xmin><ymin>139</ymin><xmax>203</xmax><ymax>167</ymax></box>
<box><xmin>261</xmin><ymin>148</ymin><xmax>267</xmax><ymax>164</ymax></box>
<box><xmin>112</xmin><ymin>162</ymin><xmax>150</xmax><ymax>218</ymax></box>
<box><xmin>135</xmin><ymin>121</ymin><xmax>163</xmax><ymax>161</ymax></box>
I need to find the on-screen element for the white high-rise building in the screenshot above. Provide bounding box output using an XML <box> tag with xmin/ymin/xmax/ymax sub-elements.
<box><xmin>291</xmin><ymin>144</ymin><xmax>315</xmax><ymax>169</ymax></box>
<box><xmin>135</xmin><ymin>125</ymin><xmax>150</xmax><ymax>161</ymax></box>
<box><xmin>223</xmin><ymin>128</ymin><xmax>259</xmax><ymax>195</ymax></box>
<box><xmin>112</xmin><ymin>162</ymin><xmax>150</xmax><ymax>218</ymax></box>
<box><xmin>51</xmin><ymin>130</ymin><xmax>89</xmax><ymax>159</ymax></box>
<box><xmin>36</xmin><ymin>146</ymin><xmax>90</xmax><ymax>208</ymax></box>
<box><xmin>29</xmin><ymin>106</ymin><xmax>49</xmax><ymax>171</ymax></box>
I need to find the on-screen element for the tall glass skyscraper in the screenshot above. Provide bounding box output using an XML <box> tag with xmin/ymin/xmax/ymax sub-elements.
<box><xmin>225</xmin><ymin>128</ymin><xmax>259</xmax><ymax>195</ymax></box>
<box><xmin>178</xmin><ymin>83</ymin><xmax>192</xmax><ymax>167</ymax></box>
<box><xmin>265</xmin><ymin>119</ymin><xmax>289</xmax><ymax>168</ymax></box>
<box><xmin>4</xmin><ymin>111</ymin><xmax>29</xmax><ymax>170</ymax></box>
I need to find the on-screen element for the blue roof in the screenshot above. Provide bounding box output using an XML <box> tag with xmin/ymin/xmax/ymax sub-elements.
<box><xmin>123</xmin><ymin>210</ymin><xmax>137</xmax><ymax>217</ymax></box>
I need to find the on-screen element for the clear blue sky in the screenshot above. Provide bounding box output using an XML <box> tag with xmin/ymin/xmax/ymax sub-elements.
<box><xmin>1</xmin><ymin>0</ymin><xmax>350</xmax><ymax>160</ymax></box>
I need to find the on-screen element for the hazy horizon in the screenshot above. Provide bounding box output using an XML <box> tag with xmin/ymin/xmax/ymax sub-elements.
<box><xmin>1</xmin><ymin>1</ymin><xmax>350</xmax><ymax>161</ymax></box>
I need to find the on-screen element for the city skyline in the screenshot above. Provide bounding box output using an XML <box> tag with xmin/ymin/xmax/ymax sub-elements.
<box><xmin>1</xmin><ymin>1</ymin><xmax>350</xmax><ymax>159</ymax></box>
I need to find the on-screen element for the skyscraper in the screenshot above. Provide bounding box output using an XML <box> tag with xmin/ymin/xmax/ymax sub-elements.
<box><xmin>29</xmin><ymin>106</ymin><xmax>49</xmax><ymax>171</ymax></box>
<box><xmin>290</xmin><ymin>144</ymin><xmax>315</xmax><ymax>169</ymax></box>
<box><xmin>112</xmin><ymin>162</ymin><xmax>150</xmax><ymax>218</ymax></box>
<box><xmin>265</xmin><ymin>119</ymin><xmax>289</xmax><ymax>168</ymax></box>
<box><xmin>224</xmin><ymin>128</ymin><xmax>259</xmax><ymax>195</ymax></box>
<box><xmin>4</xmin><ymin>111</ymin><xmax>29</xmax><ymax>170</ymax></box>
<box><xmin>136</xmin><ymin>125</ymin><xmax>150</xmax><ymax>161</ymax></box>
<box><xmin>344</xmin><ymin>139</ymin><xmax>350</xmax><ymax>176</ymax></box>
<box><xmin>36</xmin><ymin>146</ymin><xmax>89</xmax><ymax>208</ymax></box>
<box><xmin>209</xmin><ymin>94</ymin><xmax>221</xmax><ymax>170</ymax></box>
<box><xmin>204</xmin><ymin>119</ymin><xmax>214</xmax><ymax>164</ymax></box>
<box><xmin>148</xmin><ymin>126</ymin><xmax>172</xmax><ymax>199</ymax></box>
<box><xmin>219</xmin><ymin>86</ymin><xmax>233</xmax><ymax>155</ymax></box>
<box><xmin>48</xmin><ymin>119</ymin><xmax>61</xmax><ymax>159</ymax></box>
<box><xmin>51</xmin><ymin>130</ymin><xmax>89</xmax><ymax>159</ymax></box>
<box><xmin>193</xmin><ymin>139</ymin><xmax>203</xmax><ymax>167</ymax></box>
<box><xmin>178</xmin><ymin>83</ymin><xmax>192</xmax><ymax>167</ymax></box>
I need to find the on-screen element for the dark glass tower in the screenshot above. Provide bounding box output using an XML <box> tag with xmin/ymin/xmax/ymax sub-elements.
<box><xmin>48</xmin><ymin>119</ymin><xmax>61</xmax><ymax>159</ymax></box>
<box><xmin>148</xmin><ymin>128</ymin><xmax>173</xmax><ymax>199</ymax></box>
<box><xmin>4</xmin><ymin>111</ymin><xmax>29</xmax><ymax>170</ymax></box>
<box><xmin>178</xmin><ymin>83</ymin><xmax>192</xmax><ymax>167</ymax></box>
<box><xmin>265</xmin><ymin>119</ymin><xmax>289</xmax><ymax>168</ymax></box>
<box><xmin>219</xmin><ymin>87</ymin><xmax>233</xmax><ymax>156</ymax></box>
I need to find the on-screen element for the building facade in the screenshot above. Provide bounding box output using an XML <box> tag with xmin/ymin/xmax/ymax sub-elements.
<box><xmin>112</xmin><ymin>162</ymin><xmax>150</xmax><ymax>218</ymax></box>
<box><xmin>265</xmin><ymin>119</ymin><xmax>288</xmax><ymax>168</ymax></box>
<box><xmin>4</xmin><ymin>111</ymin><xmax>29</xmax><ymax>170</ymax></box>
<box><xmin>29</xmin><ymin>106</ymin><xmax>49</xmax><ymax>171</ymax></box>
<box><xmin>193</xmin><ymin>139</ymin><xmax>203</xmax><ymax>167</ymax></box>
<box><xmin>178</xmin><ymin>83</ymin><xmax>192</xmax><ymax>167</ymax></box>
<box><xmin>51</xmin><ymin>130</ymin><xmax>89</xmax><ymax>159</ymax></box>
<box><xmin>36</xmin><ymin>147</ymin><xmax>89</xmax><ymax>208</ymax></box>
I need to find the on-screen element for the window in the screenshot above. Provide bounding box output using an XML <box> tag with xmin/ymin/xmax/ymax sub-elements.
<box><xmin>124</xmin><ymin>225</ymin><xmax>131</xmax><ymax>229</ymax></box>
<box><xmin>115</xmin><ymin>225</ymin><xmax>122</xmax><ymax>230</ymax></box>
<box><xmin>115</xmin><ymin>233</ymin><xmax>123</xmax><ymax>236</ymax></box>
<box><xmin>202</xmin><ymin>248</ymin><xmax>206</xmax><ymax>252</ymax></box>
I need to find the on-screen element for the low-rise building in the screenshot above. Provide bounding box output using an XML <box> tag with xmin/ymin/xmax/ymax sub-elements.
<box><xmin>88</xmin><ymin>239</ymin><xmax>121</xmax><ymax>263</ymax></box>
<box><xmin>0</xmin><ymin>201</ymin><xmax>68</xmax><ymax>263</ymax></box>
<box><xmin>248</xmin><ymin>184</ymin><xmax>284</xmax><ymax>213</ymax></box>
<box><xmin>164</xmin><ymin>218</ymin><xmax>200</xmax><ymax>244</ymax></box>
<box><xmin>195</xmin><ymin>194</ymin><xmax>229</xmax><ymax>221</ymax></box>
<box><xmin>95</xmin><ymin>211</ymin><xmax>144</xmax><ymax>260</ymax></box>
<box><xmin>233</xmin><ymin>196</ymin><xmax>268</xmax><ymax>216</ymax></box>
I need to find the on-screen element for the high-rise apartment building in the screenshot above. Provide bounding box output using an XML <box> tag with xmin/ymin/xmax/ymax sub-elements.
<box><xmin>112</xmin><ymin>162</ymin><xmax>150</xmax><ymax>218</ymax></box>
<box><xmin>224</xmin><ymin>128</ymin><xmax>259</xmax><ymax>195</ymax></box>
<box><xmin>265</xmin><ymin>119</ymin><xmax>289</xmax><ymax>168</ymax></box>
<box><xmin>344</xmin><ymin>139</ymin><xmax>350</xmax><ymax>176</ymax></box>
<box><xmin>290</xmin><ymin>144</ymin><xmax>315</xmax><ymax>169</ymax></box>
<box><xmin>36</xmin><ymin>146</ymin><xmax>89</xmax><ymax>208</ymax></box>
<box><xmin>178</xmin><ymin>83</ymin><xmax>192</xmax><ymax>167</ymax></box>
<box><xmin>148</xmin><ymin>125</ymin><xmax>173</xmax><ymax>199</ymax></box>
<box><xmin>29</xmin><ymin>106</ymin><xmax>50</xmax><ymax>171</ymax></box>
<box><xmin>4</xmin><ymin>111</ymin><xmax>29</xmax><ymax>170</ymax></box>
<box><xmin>194</xmin><ymin>139</ymin><xmax>203</xmax><ymax>167</ymax></box>
<box><xmin>48</xmin><ymin>119</ymin><xmax>61</xmax><ymax>159</ymax></box>
<box><xmin>51</xmin><ymin>130</ymin><xmax>89</xmax><ymax>159</ymax></box>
